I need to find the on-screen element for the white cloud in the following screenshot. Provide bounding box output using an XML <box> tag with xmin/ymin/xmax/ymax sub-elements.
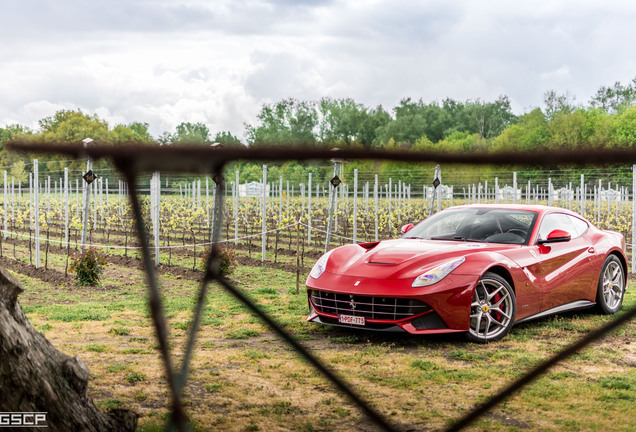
<box><xmin>2</xmin><ymin>1</ymin><xmax>636</xmax><ymax>138</ymax></box>
<box><xmin>540</xmin><ymin>66</ymin><xmax>573</xmax><ymax>81</ymax></box>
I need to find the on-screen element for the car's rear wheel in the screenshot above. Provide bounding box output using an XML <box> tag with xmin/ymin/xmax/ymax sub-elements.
<box><xmin>467</xmin><ymin>272</ymin><xmax>516</xmax><ymax>343</ymax></box>
<box><xmin>596</xmin><ymin>255</ymin><xmax>625</xmax><ymax>314</ymax></box>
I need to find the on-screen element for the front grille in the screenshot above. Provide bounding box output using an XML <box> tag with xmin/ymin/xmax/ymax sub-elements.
<box><xmin>309</xmin><ymin>290</ymin><xmax>430</xmax><ymax>321</ymax></box>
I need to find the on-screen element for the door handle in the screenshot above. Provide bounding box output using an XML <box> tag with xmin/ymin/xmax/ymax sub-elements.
<box><xmin>588</xmin><ymin>247</ymin><xmax>595</xmax><ymax>254</ymax></box>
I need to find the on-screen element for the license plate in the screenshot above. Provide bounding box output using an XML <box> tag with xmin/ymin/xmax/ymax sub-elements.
<box><xmin>339</xmin><ymin>315</ymin><xmax>365</xmax><ymax>326</ymax></box>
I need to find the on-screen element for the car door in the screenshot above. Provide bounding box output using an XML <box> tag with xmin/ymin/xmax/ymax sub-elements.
<box><xmin>527</xmin><ymin>213</ymin><xmax>597</xmax><ymax>311</ymax></box>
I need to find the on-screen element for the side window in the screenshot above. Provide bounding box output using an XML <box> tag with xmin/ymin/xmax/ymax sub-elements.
<box><xmin>568</xmin><ymin>216</ymin><xmax>589</xmax><ymax>237</ymax></box>
<box><xmin>538</xmin><ymin>213</ymin><xmax>576</xmax><ymax>240</ymax></box>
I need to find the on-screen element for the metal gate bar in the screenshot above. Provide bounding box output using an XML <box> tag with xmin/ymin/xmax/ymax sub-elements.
<box><xmin>8</xmin><ymin>140</ymin><xmax>636</xmax><ymax>432</ymax></box>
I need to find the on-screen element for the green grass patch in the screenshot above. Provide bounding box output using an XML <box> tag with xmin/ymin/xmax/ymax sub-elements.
<box><xmin>106</xmin><ymin>363</ymin><xmax>129</xmax><ymax>373</ymax></box>
<box><xmin>109</xmin><ymin>327</ymin><xmax>132</xmax><ymax>336</ymax></box>
<box><xmin>124</xmin><ymin>372</ymin><xmax>146</xmax><ymax>384</ymax></box>
<box><xmin>225</xmin><ymin>328</ymin><xmax>260</xmax><ymax>339</ymax></box>
<box><xmin>86</xmin><ymin>344</ymin><xmax>107</xmax><ymax>353</ymax></box>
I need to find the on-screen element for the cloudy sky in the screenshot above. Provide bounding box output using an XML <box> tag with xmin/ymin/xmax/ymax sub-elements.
<box><xmin>1</xmin><ymin>0</ymin><xmax>636</xmax><ymax>141</ymax></box>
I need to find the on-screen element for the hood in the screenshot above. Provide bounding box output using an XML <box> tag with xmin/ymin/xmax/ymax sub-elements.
<box><xmin>327</xmin><ymin>239</ymin><xmax>519</xmax><ymax>279</ymax></box>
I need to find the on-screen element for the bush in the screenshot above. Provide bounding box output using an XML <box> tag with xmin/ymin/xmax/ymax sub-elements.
<box><xmin>200</xmin><ymin>246</ymin><xmax>238</xmax><ymax>276</ymax></box>
<box><xmin>70</xmin><ymin>247</ymin><xmax>107</xmax><ymax>286</ymax></box>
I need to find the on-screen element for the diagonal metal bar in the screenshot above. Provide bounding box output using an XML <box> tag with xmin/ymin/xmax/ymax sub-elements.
<box><xmin>176</xmin><ymin>168</ymin><xmax>223</xmax><ymax>384</ymax></box>
<box><xmin>6</xmin><ymin>139</ymin><xmax>635</xmax><ymax>432</ymax></box>
<box><xmin>119</xmin><ymin>164</ymin><xmax>188</xmax><ymax>432</ymax></box>
<box><xmin>200</xmin><ymin>168</ymin><xmax>398</xmax><ymax>431</ymax></box>
<box><xmin>173</xmin><ymin>167</ymin><xmax>225</xmax><ymax>394</ymax></box>
<box><xmin>214</xmin><ymin>276</ymin><xmax>398</xmax><ymax>432</ymax></box>
<box><xmin>166</xmin><ymin>169</ymin><xmax>225</xmax><ymax>432</ymax></box>
<box><xmin>446</xmin><ymin>303</ymin><xmax>636</xmax><ymax>431</ymax></box>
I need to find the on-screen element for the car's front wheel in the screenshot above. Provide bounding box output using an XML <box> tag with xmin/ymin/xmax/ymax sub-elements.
<box><xmin>467</xmin><ymin>272</ymin><xmax>516</xmax><ymax>343</ymax></box>
<box><xmin>596</xmin><ymin>255</ymin><xmax>625</xmax><ymax>314</ymax></box>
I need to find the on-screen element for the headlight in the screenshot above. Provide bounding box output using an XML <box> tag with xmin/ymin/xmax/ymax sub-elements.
<box><xmin>309</xmin><ymin>250</ymin><xmax>334</xmax><ymax>279</ymax></box>
<box><xmin>412</xmin><ymin>257</ymin><xmax>465</xmax><ymax>287</ymax></box>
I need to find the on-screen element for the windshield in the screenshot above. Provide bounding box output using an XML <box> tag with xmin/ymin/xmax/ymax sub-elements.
<box><xmin>404</xmin><ymin>208</ymin><xmax>538</xmax><ymax>245</ymax></box>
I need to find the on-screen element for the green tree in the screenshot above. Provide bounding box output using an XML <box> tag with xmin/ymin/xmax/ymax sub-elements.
<box><xmin>39</xmin><ymin>110</ymin><xmax>110</xmax><ymax>143</ymax></box>
<box><xmin>464</xmin><ymin>96</ymin><xmax>516</xmax><ymax>139</ymax></box>
<box><xmin>543</xmin><ymin>90</ymin><xmax>577</xmax><ymax>120</ymax></box>
<box><xmin>318</xmin><ymin>97</ymin><xmax>368</xmax><ymax>148</ymax></box>
<box><xmin>213</xmin><ymin>131</ymin><xmax>243</xmax><ymax>147</ymax></box>
<box><xmin>490</xmin><ymin>108</ymin><xmax>549</xmax><ymax>152</ymax></box>
<box><xmin>36</xmin><ymin>110</ymin><xmax>111</xmax><ymax>176</ymax></box>
<box><xmin>611</xmin><ymin>105</ymin><xmax>636</xmax><ymax>147</ymax></box>
<box><xmin>170</xmin><ymin>122</ymin><xmax>210</xmax><ymax>145</ymax></box>
<box><xmin>0</xmin><ymin>124</ymin><xmax>32</xmax><ymax>184</ymax></box>
<box><xmin>546</xmin><ymin>109</ymin><xmax>587</xmax><ymax>150</ymax></box>
<box><xmin>375</xmin><ymin>98</ymin><xmax>444</xmax><ymax>145</ymax></box>
<box><xmin>589</xmin><ymin>78</ymin><xmax>636</xmax><ymax>113</ymax></box>
<box><xmin>246</xmin><ymin>98</ymin><xmax>318</xmax><ymax>147</ymax></box>
<box><xmin>360</xmin><ymin>105</ymin><xmax>391</xmax><ymax>148</ymax></box>
<box><xmin>110</xmin><ymin>122</ymin><xmax>154</xmax><ymax>145</ymax></box>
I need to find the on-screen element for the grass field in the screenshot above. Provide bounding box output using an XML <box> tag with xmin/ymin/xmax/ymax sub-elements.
<box><xmin>11</xmin><ymin>252</ymin><xmax>636</xmax><ymax>432</ymax></box>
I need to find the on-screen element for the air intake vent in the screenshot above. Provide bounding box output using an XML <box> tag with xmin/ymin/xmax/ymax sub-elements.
<box><xmin>310</xmin><ymin>290</ymin><xmax>430</xmax><ymax>321</ymax></box>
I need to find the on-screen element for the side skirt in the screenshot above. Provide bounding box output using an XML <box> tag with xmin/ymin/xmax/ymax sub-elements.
<box><xmin>515</xmin><ymin>300</ymin><xmax>596</xmax><ymax>325</ymax></box>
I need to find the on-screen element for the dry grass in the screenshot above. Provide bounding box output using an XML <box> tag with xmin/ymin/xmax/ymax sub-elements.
<box><xmin>14</xmin><ymin>260</ymin><xmax>636</xmax><ymax>432</ymax></box>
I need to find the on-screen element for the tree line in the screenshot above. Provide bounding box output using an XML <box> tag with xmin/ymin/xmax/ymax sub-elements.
<box><xmin>1</xmin><ymin>77</ymin><xmax>636</xmax><ymax>187</ymax></box>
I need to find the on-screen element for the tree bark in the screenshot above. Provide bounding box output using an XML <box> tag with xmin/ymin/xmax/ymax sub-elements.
<box><xmin>0</xmin><ymin>267</ymin><xmax>137</xmax><ymax>432</ymax></box>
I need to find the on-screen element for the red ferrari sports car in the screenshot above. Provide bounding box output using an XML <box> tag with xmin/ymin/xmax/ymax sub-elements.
<box><xmin>306</xmin><ymin>204</ymin><xmax>627</xmax><ymax>342</ymax></box>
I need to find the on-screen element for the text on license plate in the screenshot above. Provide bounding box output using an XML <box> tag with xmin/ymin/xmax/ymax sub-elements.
<box><xmin>339</xmin><ymin>315</ymin><xmax>365</xmax><ymax>326</ymax></box>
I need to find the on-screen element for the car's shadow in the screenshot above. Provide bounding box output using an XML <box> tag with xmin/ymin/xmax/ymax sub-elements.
<box><xmin>304</xmin><ymin>307</ymin><xmax>605</xmax><ymax>348</ymax></box>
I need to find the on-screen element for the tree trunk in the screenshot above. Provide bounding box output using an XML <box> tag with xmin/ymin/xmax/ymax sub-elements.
<box><xmin>0</xmin><ymin>267</ymin><xmax>137</xmax><ymax>432</ymax></box>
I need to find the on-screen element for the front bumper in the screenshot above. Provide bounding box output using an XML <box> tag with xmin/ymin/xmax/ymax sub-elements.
<box><xmin>306</xmin><ymin>272</ymin><xmax>477</xmax><ymax>334</ymax></box>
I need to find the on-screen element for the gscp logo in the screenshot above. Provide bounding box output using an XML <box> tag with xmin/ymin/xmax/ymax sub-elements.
<box><xmin>0</xmin><ymin>413</ymin><xmax>47</xmax><ymax>428</ymax></box>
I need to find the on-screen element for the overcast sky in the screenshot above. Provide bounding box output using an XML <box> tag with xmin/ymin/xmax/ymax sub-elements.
<box><xmin>1</xmin><ymin>0</ymin><xmax>636</xmax><ymax>141</ymax></box>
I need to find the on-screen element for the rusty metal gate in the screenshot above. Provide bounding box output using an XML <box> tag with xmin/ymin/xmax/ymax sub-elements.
<box><xmin>9</xmin><ymin>141</ymin><xmax>636</xmax><ymax>431</ymax></box>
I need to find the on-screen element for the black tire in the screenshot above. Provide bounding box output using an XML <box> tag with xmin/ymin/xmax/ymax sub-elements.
<box><xmin>596</xmin><ymin>255</ymin><xmax>625</xmax><ymax>314</ymax></box>
<box><xmin>466</xmin><ymin>272</ymin><xmax>517</xmax><ymax>343</ymax></box>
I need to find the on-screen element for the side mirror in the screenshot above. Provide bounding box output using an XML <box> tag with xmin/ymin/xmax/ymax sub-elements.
<box><xmin>401</xmin><ymin>223</ymin><xmax>414</xmax><ymax>234</ymax></box>
<box><xmin>538</xmin><ymin>229</ymin><xmax>571</xmax><ymax>244</ymax></box>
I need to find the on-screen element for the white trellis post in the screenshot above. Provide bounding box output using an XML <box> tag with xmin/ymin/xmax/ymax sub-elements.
<box><xmin>307</xmin><ymin>173</ymin><xmax>312</xmax><ymax>246</ymax></box>
<box><xmin>234</xmin><ymin>171</ymin><xmax>239</xmax><ymax>246</ymax></box>
<box><xmin>206</xmin><ymin>177</ymin><xmax>210</xmax><ymax>227</ymax></box>
<box><xmin>581</xmin><ymin>174</ymin><xmax>585</xmax><ymax>216</ymax></box>
<box><xmin>388</xmin><ymin>177</ymin><xmax>392</xmax><ymax>218</ymax></box>
<box><xmin>3</xmin><ymin>170</ymin><xmax>7</xmax><ymax>238</ymax></box>
<box><xmin>34</xmin><ymin>159</ymin><xmax>40</xmax><ymax>268</ymax></box>
<box><xmin>495</xmin><ymin>177</ymin><xmax>499</xmax><ymax>204</ymax></box>
<box><xmin>437</xmin><ymin>166</ymin><xmax>442</xmax><ymax>213</ymax></box>
<box><xmin>81</xmin><ymin>158</ymin><xmax>92</xmax><ymax>249</ymax></box>
<box><xmin>279</xmin><ymin>176</ymin><xmax>283</xmax><ymax>221</ymax></box>
<box><xmin>353</xmin><ymin>169</ymin><xmax>358</xmax><ymax>243</ymax></box>
<box><xmin>484</xmin><ymin>180</ymin><xmax>488</xmax><ymax>204</ymax></box>
<box><xmin>374</xmin><ymin>175</ymin><xmax>379</xmax><ymax>242</ymax></box>
<box><xmin>64</xmin><ymin>168</ymin><xmax>69</xmax><ymax>248</ymax></box>
<box><xmin>325</xmin><ymin>164</ymin><xmax>338</xmax><ymax>253</ymax></box>
<box><xmin>150</xmin><ymin>171</ymin><xmax>161</xmax><ymax>266</ymax></box>
<box><xmin>262</xmin><ymin>165</ymin><xmax>267</xmax><ymax>262</ymax></box>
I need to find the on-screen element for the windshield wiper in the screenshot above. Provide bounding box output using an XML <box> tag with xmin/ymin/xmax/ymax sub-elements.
<box><xmin>429</xmin><ymin>236</ymin><xmax>488</xmax><ymax>243</ymax></box>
